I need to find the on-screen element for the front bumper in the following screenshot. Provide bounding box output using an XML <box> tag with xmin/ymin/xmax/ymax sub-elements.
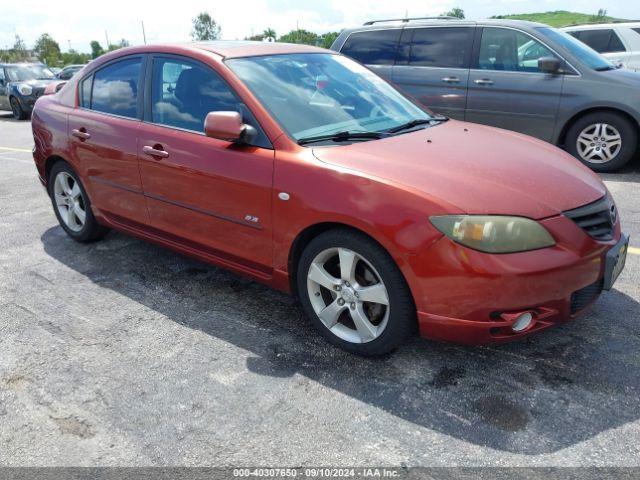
<box><xmin>405</xmin><ymin>214</ymin><xmax>623</xmax><ymax>344</ymax></box>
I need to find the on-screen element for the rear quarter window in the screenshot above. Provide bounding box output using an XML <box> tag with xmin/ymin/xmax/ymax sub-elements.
<box><xmin>340</xmin><ymin>29</ymin><xmax>401</xmax><ymax>65</ymax></box>
<box><xmin>570</xmin><ymin>29</ymin><xmax>626</xmax><ymax>53</ymax></box>
<box><xmin>90</xmin><ymin>57</ymin><xmax>142</xmax><ymax>119</ymax></box>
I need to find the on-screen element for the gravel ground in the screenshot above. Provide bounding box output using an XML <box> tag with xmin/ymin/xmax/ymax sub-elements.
<box><xmin>0</xmin><ymin>112</ymin><xmax>639</xmax><ymax>467</ymax></box>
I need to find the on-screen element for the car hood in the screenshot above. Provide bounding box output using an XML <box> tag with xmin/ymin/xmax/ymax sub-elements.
<box><xmin>9</xmin><ymin>78</ymin><xmax>57</xmax><ymax>88</ymax></box>
<box><xmin>599</xmin><ymin>67</ymin><xmax>640</xmax><ymax>86</ymax></box>
<box><xmin>311</xmin><ymin>120</ymin><xmax>606</xmax><ymax>219</ymax></box>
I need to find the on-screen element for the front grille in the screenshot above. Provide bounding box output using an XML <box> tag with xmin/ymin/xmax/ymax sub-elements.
<box><xmin>33</xmin><ymin>87</ymin><xmax>45</xmax><ymax>98</ymax></box>
<box><xmin>570</xmin><ymin>279</ymin><xmax>604</xmax><ymax>314</ymax></box>
<box><xmin>564</xmin><ymin>196</ymin><xmax>616</xmax><ymax>241</ymax></box>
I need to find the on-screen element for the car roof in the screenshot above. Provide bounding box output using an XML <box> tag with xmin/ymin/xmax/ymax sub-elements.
<box><xmin>192</xmin><ymin>40</ymin><xmax>327</xmax><ymax>58</ymax></box>
<box><xmin>562</xmin><ymin>22</ymin><xmax>640</xmax><ymax>30</ymax></box>
<box><xmin>339</xmin><ymin>18</ymin><xmax>547</xmax><ymax>35</ymax></box>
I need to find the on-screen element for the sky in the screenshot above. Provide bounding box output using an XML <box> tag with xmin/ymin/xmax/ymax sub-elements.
<box><xmin>0</xmin><ymin>0</ymin><xmax>637</xmax><ymax>53</ymax></box>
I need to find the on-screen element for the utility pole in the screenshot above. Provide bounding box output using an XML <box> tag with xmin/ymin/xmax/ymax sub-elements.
<box><xmin>105</xmin><ymin>30</ymin><xmax>110</xmax><ymax>49</ymax></box>
<box><xmin>141</xmin><ymin>21</ymin><xmax>147</xmax><ymax>45</ymax></box>
<box><xmin>67</xmin><ymin>39</ymin><xmax>71</xmax><ymax>51</ymax></box>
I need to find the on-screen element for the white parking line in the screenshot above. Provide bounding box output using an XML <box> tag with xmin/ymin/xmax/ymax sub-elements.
<box><xmin>0</xmin><ymin>146</ymin><xmax>32</xmax><ymax>153</ymax></box>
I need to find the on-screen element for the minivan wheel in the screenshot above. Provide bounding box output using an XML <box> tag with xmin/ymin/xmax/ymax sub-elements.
<box><xmin>297</xmin><ymin>229</ymin><xmax>415</xmax><ymax>356</ymax></box>
<box><xmin>48</xmin><ymin>162</ymin><xmax>109</xmax><ymax>242</ymax></box>
<box><xmin>566</xmin><ymin>112</ymin><xmax>637</xmax><ymax>172</ymax></box>
<box><xmin>10</xmin><ymin>97</ymin><xmax>27</xmax><ymax>120</ymax></box>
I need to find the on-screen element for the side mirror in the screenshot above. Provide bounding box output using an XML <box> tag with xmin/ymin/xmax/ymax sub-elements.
<box><xmin>204</xmin><ymin>111</ymin><xmax>256</xmax><ymax>144</ymax></box>
<box><xmin>538</xmin><ymin>57</ymin><xmax>561</xmax><ymax>74</ymax></box>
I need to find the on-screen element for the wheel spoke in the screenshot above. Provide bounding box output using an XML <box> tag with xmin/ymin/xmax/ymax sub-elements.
<box><xmin>54</xmin><ymin>193</ymin><xmax>67</xmax><ymax>207</ymax></box>
<box><xmin>356</xmin><ymin>283</ymin><xmax>389</xmax><ymax>306</ymax></box>
<box><xmin>350</xmin><ymin>304</ymin><xmax>377</xmax><ymax>342</ymax></box>
<box><xmin>70</xmin><ymin>183</ymin><xmax>81</xmax><ymax>201</ymax></box>
<box><xmin>308</xmin><ymin>262</ymin><xmax>339</xmax><ymax>290</ymax></box>
<box><xmin>74</xmin><ymin>204</ymin><xmax>86</xmax><ymax>225</ymax></box>
<box><xmin>338</xmin><ymin>248</ymin><xmax>357</xmax><ymax>283</ymax></box>
<box><xmin>318</xmin><ymin>300</ymin><xmax>345</xmax><ymax>329</ymax></box>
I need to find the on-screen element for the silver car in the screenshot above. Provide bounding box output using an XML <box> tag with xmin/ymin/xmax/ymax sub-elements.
<box><xmin>332</xmin><ymin>18</ymin><xmax>640</xmax><ymax>172</ymax></box>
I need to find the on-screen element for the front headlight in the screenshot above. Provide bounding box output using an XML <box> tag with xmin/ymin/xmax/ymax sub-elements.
<box><xmin>430</xmin><ymin>215</ymin><xmax>555</xmax><ymax>253</ymax></box>
<box><xmin>17</xmin><ymin>84</ymin><xmax>33</xmax><ymax>96</ymax></box>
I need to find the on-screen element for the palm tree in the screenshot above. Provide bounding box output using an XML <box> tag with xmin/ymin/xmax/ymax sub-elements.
<box><xmin>263</xmin><ymin>28</ymin><xmax>277</xmax><ymax>42</ymax></box>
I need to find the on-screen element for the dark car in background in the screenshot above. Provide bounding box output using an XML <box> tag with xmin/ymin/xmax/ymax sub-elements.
<box><xmin>332</xmin><ymin>18</ymin><xmax>640</xmax><ymax>171</ymax></box>
<box><xmin>56</xmin><ymin>64</ymin><xmax>86</xmax><ymax>80</ymax></box>
<box><xmin>0</xmin><ymin>63</ymin><xmax>57</xmax><ymax>119</ymax></box>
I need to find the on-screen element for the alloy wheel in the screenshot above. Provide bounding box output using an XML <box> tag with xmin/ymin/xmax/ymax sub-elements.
<box><xmin>306</xmin><ymin>247</ymin><xmax>390</xmax><ymax>344</ymax></box>
<box><xmin>53</xmin><ymin>171</ymin><xmax>86</xmax><ymax>232</ymax></box>
<box><xmin>576</xmin><ymin>123</ymin><xmax>622</xmax><ymax>164</ymax></box>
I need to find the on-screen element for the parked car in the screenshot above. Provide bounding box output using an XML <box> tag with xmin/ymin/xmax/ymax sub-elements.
<box><xmin>56</xmin><ymin>64</ymin><xmax>86</xmax><ymax>80</ymax></box>
<box><xmin>0</xmin><ymin>63</ymin><xmax>58</xmax><ymax>119</ymax></box>
<box><xmin>49</xmin><ymin>67</ymin><xmax>62</xmax><ymax>75</ymax></box>
<box><xmin>562</xmin><ymin>23</ymin><xmax>640</xmax><ymax>71</ymax></box>
<box><xmin>332</xmin><ymin>18</ymin><xmax>640</xmax><ymax>172</ymax></box>
<box><xmin>31</xmin><ymin>42</ymin><xmax>627</xmax><ymax>355</ymax></box>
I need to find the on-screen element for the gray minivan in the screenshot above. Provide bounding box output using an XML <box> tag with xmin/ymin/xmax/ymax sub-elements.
<box><xmin>331</xmin><ymin>18</ymin><xmax>640</xmax><ymax>172</ymax></box>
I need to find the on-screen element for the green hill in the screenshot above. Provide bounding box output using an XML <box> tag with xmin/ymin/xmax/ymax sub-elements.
<box><xmin>490</xmin><ymin>10</ymin><xmax>630</xmax><ymax>27</ymax></box>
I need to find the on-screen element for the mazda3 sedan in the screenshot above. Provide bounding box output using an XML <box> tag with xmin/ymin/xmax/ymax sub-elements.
<box><xmin>31</xmin><ymin>42</ymin><xmax>628</xmax><ymax>356</ymax></box>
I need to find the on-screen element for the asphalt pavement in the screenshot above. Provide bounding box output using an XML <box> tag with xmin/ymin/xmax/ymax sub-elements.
<box><xmin>0</xmin><ymin>112</ymin><xmax>639</xmax><ymax>467</ymax></box>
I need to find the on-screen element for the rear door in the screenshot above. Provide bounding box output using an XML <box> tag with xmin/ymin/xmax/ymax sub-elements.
<box><xmin>466</xmin><ymin>27</ymin><xmax>564</xmax><ymax>141</ymax></box>
<box><xmin>391</xmin><ymin>26</ymin><xmax>474</xmax><ymax>120</ymax></box>
<box><xmin>68</xmin><ymin>55</ymin><xmax>149</xmax><ymax>225</ymax></box>
<box><xmin>339</xmin><ymin>28</ymin><xmax>402</xmax><ymax>82</ymax></box>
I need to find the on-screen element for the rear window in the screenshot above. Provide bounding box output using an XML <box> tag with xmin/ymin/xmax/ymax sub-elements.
<box><xmin>90</xmin><ymin>57</ymin><xmax>142</xmax><ymax>119</ymax></box>
<box><xmin>633</xmin><ymin>28</ymin><xmax>640</xmax><ymax>36</ymax></box>
<box><xmin>569</xmin><ymin>29</ymin><xmax>626</xmax><ymax>54</ymax></box>
<box><xmin>340</xmin><ymin>29</ymin><xmax>401</xmax><ymax>65</ymax></box>
<box><xmin>406</xmin><ymin>27</ymin><xmax>473</xmax><ymax>68</ymax></box>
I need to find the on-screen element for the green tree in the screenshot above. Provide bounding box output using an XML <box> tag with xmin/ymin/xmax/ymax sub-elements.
<box><xmin>443</xmin><ymin>7</ymin><xmax>465</xmax><ymax>19</ymax></box>
<box><xmin>90</xmin><ymin>40</ymin><xmax>104</xmax><ymax>59</ymax></box>
<box><xmin>278</xmin><ymin>29</ymin><xmax>318</xmax><ymax>45</ymax></box>
<box><xmin>34</xmin><ymin>33</ymin><xmax>61</xmax><ymax>66</ymax></box>
<box><xmin>107</xmin><ymin>38</ymin><xmax>130</xmax><ymax>52</ymax></box>
<box><xmin>60</xmin><ymin>49</ymin><xmax>91</xmax><ymax>65</ymax></box>
<box><xmin>263</xmin><ymin>28</ymin><xmax>276</xmax><ymax>42</ymax></box>
<box><xmin>320</xmin><ymin>31</ymin><xmax>340</xmax><ymax>49</ymax></box>
<box><xmin>12</xmin><ymin>34</ymin><xmax>29</xmax><ymax>61</ymax></box>
<box><xmin>246</xmin><ymin>33</ymin><xmax>265</xmax><ymax>41</ymax></box>
<box><xmin>191</xmin><ymin>12</ymin><xmax>221</xmax><ymax>41</ymax></box>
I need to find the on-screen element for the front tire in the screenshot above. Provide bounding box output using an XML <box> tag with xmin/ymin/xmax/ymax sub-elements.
<box><xmin>297</xmin><ymin>229</ymin><xmax>415</xmax><ymax>356</ymax></box>
<box><xmin>10</xmin><ymin>97</ymin><xmax>27</xmax><ymax>120</ymax></box>
<box><xmin>48</xmin><ymin>162</ymin><xmax>109</xmax><ymax>242</ymax></box>
<box><xmin>565</xmin><ymin>112</ymin><xmax>637</xmax><ymax>172</ymax></box>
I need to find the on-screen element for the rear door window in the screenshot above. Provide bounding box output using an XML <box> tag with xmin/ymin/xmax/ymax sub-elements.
<box><xmin>90</xmin><ymin>57</ymin><xmax>142</xmax><ymax>119</ymax></box>
<box><xmin>569</xmin><ymin>29</ymin><xmax>626</xmax><ymax>53</ymax></box>
<box><xmin>340</xmin><ymin>29</ymin><xmax>401</xmax><ymax>65</ymax></box>
<box><xmin>407</xmin><ymin>27</ymin><xmax>473</xmax><ymax>68</ymax></box>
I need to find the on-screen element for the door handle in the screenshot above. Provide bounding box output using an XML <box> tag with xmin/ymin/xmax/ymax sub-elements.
<box><xmin>442</xmin><ymin>76</ymin><xmax>460</xmax><ymax>83</ymax></box>
<box><xmin>474</xmin><ymin>78</ymin><xmax>494</xmax><ymax>86</ymax></box>
<box><xmin>142</xmin><ymin>145</ymin><xmax>170</xmax><ymax>159</ymax></box>
<box><xmin>71</xmin><ymin>128</ymin><xmax>91</xmax><ymax>140</ymax></box>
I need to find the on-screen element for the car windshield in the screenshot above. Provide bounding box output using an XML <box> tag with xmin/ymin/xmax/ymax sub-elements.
<box><xmin>536</xmin><ymin>27</ymin><xmax>615</xmax><ymax>71</ymax></box>
<box><xmin>5</xmin><ymin>64</ymin><xmax>55</xmax><ymax>81</ymax></box>
<box><xmin>226</xmin><ymin>53</ymin><xmax>433</xmax><ymax>142</ymax></box>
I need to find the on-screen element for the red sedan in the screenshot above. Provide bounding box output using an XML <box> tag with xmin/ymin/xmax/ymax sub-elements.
<box><xmin>31</xmin><ymin>42</ymin><xmax>628</xmax><ymax>355</ymax></box>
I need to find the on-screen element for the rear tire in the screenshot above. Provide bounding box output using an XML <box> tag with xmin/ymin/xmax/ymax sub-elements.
<box><xmin>565</xmin><ymin>111</ymin><xmax>637</xmax><ymax>172</ymax></box>
<box><xmin>297</xmin><ymin>229</ymin><xmax>415</xmax><ymax>356</ymax></box>
<box><xmin>10</xmin><ymin>97</ymin><xmax>27</xmax><ymax>120</ymax></box>
<box><xmin>48</xmin><ymin>161</ymin><xmax>109</xmax><ymax>243</ymax></box>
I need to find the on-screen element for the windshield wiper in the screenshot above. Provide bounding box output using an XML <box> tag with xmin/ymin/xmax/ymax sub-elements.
<box><xmin>387</xmin><ymin>116</ymin><xmax>448</xmax><ymax>134</ymax></box>
<box><xmin>297</xmin><ymin>130</ymin><xmax>387</xmax><ymax>146</ymax></box>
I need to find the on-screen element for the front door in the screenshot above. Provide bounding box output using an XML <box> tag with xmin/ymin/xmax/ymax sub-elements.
<box><xmin>465</xmin><ymin>27</ymin><xmax>564</xmax><ymax>141</ymax></box>
<box><xmin>392</xmin><ymin>26</ymin><xmax>474</xmax><ymax>120</ymax></box>
<box><xmin>138</xmin><ymin>55</ymin><xmax>274</xmax><ymax>270</ymax></box>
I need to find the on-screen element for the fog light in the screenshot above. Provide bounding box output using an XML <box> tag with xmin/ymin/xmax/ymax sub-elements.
<box><xmin>511</xmin><ymin>312</ymin><xmax>534</xmax><ymax>332</ymax></box>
